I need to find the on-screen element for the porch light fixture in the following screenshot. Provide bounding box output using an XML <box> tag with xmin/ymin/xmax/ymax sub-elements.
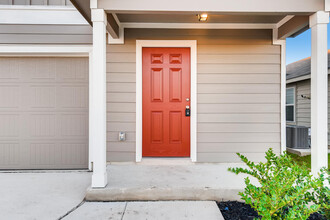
<box><xmin>198</xmin><ymin>13</ymin><xmax>208</xmax><ymax>22</ymax></box>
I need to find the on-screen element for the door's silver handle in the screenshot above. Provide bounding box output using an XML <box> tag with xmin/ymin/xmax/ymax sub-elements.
<box><xmin>186</xmin><ymin>105</ymin><xmax>190</xmax><ymax>109</ymax></box>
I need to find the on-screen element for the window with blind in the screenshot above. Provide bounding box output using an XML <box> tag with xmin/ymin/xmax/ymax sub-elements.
<box><xmin>286</xmin><ymin>87</ymin><xmax>295</xmax><ymax>122</ymax></box>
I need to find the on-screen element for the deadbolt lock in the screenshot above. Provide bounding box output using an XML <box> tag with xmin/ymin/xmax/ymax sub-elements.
<box><xmin>185</xmin><ymin>106</ymin><xmax>190</xmax><ymax>117</ymax></box>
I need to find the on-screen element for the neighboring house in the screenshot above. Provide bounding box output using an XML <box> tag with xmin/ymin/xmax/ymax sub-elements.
<box><xmin>286</xmin><ymin>51</ymin><xmax>330</xmax><ymax>145</ymax></box>
<box><xmin>0</xmin><ymin>0</ymin><xmax>329</xmax><ymax>188</ymax></box>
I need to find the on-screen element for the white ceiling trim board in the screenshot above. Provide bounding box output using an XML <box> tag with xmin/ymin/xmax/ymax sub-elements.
<box><xmin>121</xmin><ymin>22</ymin><xmax>276</xmax><ymax>29</ymax></box>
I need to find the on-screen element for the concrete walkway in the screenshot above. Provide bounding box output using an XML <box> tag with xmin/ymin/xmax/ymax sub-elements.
<box><xmin>86</xmin><ymin>162</ymin><xmax>252</xmax><ymax>201</ymax></box>
<box><xmin>0</xmin><ymin>170</ymin><xmax>225</xmax><ymax>220</ymax></box>
<box><xmin>0</xmin><ymin>171</ymin><xmax>91</xmax><ymax>220</ymax></box>
<box><xmin>64</xmin><ymin>201</ymin><xmax>224</xmax><ymax>220</ymax></box>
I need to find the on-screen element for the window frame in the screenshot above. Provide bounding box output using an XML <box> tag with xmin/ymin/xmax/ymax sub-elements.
<box><xmin>286</xmin><ymin>87</ymin><xmax>296</xmax><ymax>123</ymax></box>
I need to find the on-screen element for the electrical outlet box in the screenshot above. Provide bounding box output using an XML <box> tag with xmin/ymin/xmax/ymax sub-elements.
<box><xmin>119</xmin><ymin>132</ymin><xmax>126</xmax><ymax>141</ymax></box>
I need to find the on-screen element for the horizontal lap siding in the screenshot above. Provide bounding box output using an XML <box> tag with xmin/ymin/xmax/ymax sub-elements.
<box><xmin>106</xmin><ymin>28</ymin><xmax>281</xmax><ymax>162</ymax></box>
<box><xmin>0</xmin><ymin>0</ymin><xmax>71</xmax><ymax>5</ymax></box>
<box><xmin>295</xmin><ymin>80</ymin><xmax>311</xmax><ymax>127</ymax></box>
<box><xmin>0</xmin><ymin>24</ymin><xmax>92</xmax><ymax>44</ymax></box>
<box><xmin>288</xmin><ymin>76</ymin><xmax>330</xmax><ymax>145</ymax></box>
<box><xmin>106</xmin><ymin>31</ymin><xmax>136</xmax><ymax>161</ymax></box>
<box><xmin>194</xmin><ymin>29</ymin><xmax>280</xmax><ymax>162</ymax></box>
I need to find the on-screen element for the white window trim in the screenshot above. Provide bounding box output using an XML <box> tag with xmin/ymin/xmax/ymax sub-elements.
<box><xmin>286</xmin><ymin>87</ymin><xmax>296</xmax><ymax>123</ymax></box>
<box><xmin>136</xmin><ymin>40</ymin><xmax>197</xmax><ymax>162</ymax></box>
<box><xmin>0</xmin><ymin>44</ymin><xmax>94</xmax><ymax>170</ymax></box>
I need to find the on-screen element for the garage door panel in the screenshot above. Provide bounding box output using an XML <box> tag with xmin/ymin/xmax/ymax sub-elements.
<box><xmin>0</xmin><ymin>57</ymin><xmax>88</xmax><ymax>169</ymax></box>
<box><xmin>29</xmin><ymin>85</ymin><xmax>57</xmax><ymax>109</ymax></box>
<box><xmin>0</xmin><ymin>114</ymin><xmax>19</xmax><ymax>138</ymax></box>
<box><xmin>24</xmin><ymin>59</ymin><xmax>56</xmax><ymax>80</ymax></box>
<box><xmin>0</xmin><ymin>58</ymin><xmax>20</xmax><ymax>80</ymax></box>
<box><xmin>30</xmin><ymin>143</ymin><xmax>58</xmax><ymax>166</ymax></box>
<box><xmin>29</xmin><ymin>114</ymin><xmax>57</xmax><ymax>138</ymax></box>
<box><xmin>35</xmin><ymin>59</ymin><xmax>57</xmax><ymax>80</ymax></box>
<box><xmin>60</xmin><ymin>113</ymin><xmax>88</xmax><ymax>137</ymax></box>
<box><xmin>29</xmin><ymin>142</ymin><xmax>87</xmax><ymax>169</ymax></box>
<box><xmin>0</xmin><ymin>143</ymin><xmax>20</xmax><ymax>166</ymax></box>
<box><xmin>61</xmin><ymin>143</ymin><xmax>88</xmax><ymax>165</ymax></box>
<box><xmin>58</xmin><ymin>85</ymin><xmax>88</xmax><ymax>109</ymax></box>
<box><xmin>56</xmin><ymin>58</ymin><xmax>88</xmax><ymax>81</ymax></box>
<box><xmin>0</xmin><ymin>86</ymin><xmax>19</xmax><ymax>108</ymax></box>
<box><xmin>0</xmin><ymin>58</ymin><xmax>88</xmax><ymax>83</ymax></box>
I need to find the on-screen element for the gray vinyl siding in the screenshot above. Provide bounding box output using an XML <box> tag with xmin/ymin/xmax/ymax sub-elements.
<box><xmin>0</xmin><ymin>3</ymin><xmax>92</xmax><ymax>45</ymax></box>
<box><xmin>0</xmin><ymin>0</ymin><xmax>72</xmax><ymax>5</ymax></box>
<box><xmin>106</xmin><ymin>28</ymin><xmax>281</xmax><ymax>162</ymax></box>
<box><xmin>0</xmin><ymin>24</ymin><xmax>92</xmax><ymax>44</ymax></box>
<box><xmin>287</xmin><ymin>72</ymin><xmax>330</xmax><ymax>145</ymax></box>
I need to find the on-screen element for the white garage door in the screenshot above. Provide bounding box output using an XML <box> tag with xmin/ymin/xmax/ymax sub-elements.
<box><xmin>0</xmin><ymin>57</ymin><xmax>88</xmax><ymax>169</ymax></box>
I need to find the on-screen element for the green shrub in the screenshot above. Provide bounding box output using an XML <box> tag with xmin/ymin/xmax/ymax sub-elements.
<box><xmin>228</xmin><ymin>148</ymin><xmax>328</xmax><ymax>220</ymax></box>
<box><xmin>308</xmin><ymin>167</ymin><xmax>330</xmax><ymax>219</ymax></box>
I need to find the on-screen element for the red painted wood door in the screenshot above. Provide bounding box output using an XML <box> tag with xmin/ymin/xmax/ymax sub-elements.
<box><xmin>142</xmin><ymin>47</ymin><xmax>190</xmax><ymax>157</ymax></box>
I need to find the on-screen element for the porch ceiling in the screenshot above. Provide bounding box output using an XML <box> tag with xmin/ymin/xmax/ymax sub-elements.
<box><xmin>70</xmin><ymin>0</ymin><xmax>316</xmax><ymax>39</ymax></box>
<box><xmin>116</xmin><ymin>13</ymin><xmax>286</xmax><ymax>24</ymax></box>
<box><xmin>98</xmin><ymin>0</ymin><xmax>324</xmax><ymax>13</ymax></box>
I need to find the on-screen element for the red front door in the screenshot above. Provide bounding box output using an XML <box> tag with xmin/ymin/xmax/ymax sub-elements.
<box><xmin>142</xmin><ymin>47</ymin><xmax>190</xmax><ymax>157</ymax></box>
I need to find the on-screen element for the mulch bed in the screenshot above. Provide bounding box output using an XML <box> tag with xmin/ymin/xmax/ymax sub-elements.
<box><xmin>217</xmin><ymin>201</ymin><xmax>327</xmax><ymax>220</ymax></box>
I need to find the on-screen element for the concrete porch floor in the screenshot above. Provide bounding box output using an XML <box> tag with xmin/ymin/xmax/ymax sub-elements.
<box><xmin>86</xmin><ymin>160</ymin><xmax>252</xmax><ymax>201</ymax></box>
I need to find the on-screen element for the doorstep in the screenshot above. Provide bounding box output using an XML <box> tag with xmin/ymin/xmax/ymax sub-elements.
<box><xmin>85</xmin><ymin>163</ymin><xmax>253</xmax><ymax>201</ymax></box>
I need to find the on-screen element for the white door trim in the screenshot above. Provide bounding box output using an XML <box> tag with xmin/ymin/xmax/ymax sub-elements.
<box><xmin>136</xmin><ymin>40</ymin><xmax>197</xmax><ymax>162</ymax></box>
<box><xmin>0</xmin><ymin>44</ymin><xmax>94</xmax><ymax>170</ymax></box>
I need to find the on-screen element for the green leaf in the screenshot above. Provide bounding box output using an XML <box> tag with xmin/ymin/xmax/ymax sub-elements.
<box><xmin>230</xmin><ymin>148</ymin><xmax>328</xmax><ymax>220</ymax></box>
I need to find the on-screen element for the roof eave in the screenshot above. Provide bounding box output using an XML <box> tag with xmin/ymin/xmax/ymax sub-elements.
<box><xmin>70</xmin><ymin>0</ymin><xmax>92</xmax><ymax>26</ymax></box>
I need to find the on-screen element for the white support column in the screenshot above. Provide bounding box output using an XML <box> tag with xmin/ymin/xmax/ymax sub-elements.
<box><xmin>91</xmin><ymin>8</ymin><xmax>107</xmax><ymax>187</ymax></box>
<box><xmin>272</xmin><ymin>28</ymin><xmax>286</xmax><ymax>155</ymax></box>
<box><xmin>310</xmin><ymin>11</ymin><xmax>329</xmax><ymax>175</ymax></box>
<box><xmin>280</xmin><ymin>41</ymin><xmax>287</xmax><ymax>154</ymax></box>
<box><xmin>88</xmin><ymin>50</ymin><xmax>93</xmax><ymax>171</ymax></box>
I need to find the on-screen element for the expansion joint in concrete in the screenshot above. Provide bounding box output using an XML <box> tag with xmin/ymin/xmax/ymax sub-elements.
<box><xmin>58</xmin><ymin>200</ymin><xmax>86</xmax><ymax>220</ymax></box>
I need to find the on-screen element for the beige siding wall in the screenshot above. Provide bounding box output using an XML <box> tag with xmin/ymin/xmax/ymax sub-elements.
<box><xmin>0</xmin><ymin>0</ymin><xmax>72</xmax><ymax>5</ymax></box>
<box><xmin>0</xmin><ymin>24</ymin><xmax>92</xmax><ymax>44</ymax></box>
<box><xmin>107</xmin><ymin>28</ymin><xmax>281</xmax><ymax>162</ymax></box>
<box><xmin>0</xmin><ymin>3</ymin><xmax>92</xmax><ymax>44</ymax></box>
<box><xmin>287</xmin><ymin>73</ymin><xmax>330</xmax><ymax>145</ymax></box>
<box><xmin>287</xmin><ymin>80</ymin><xmax>311</xmax><ymax>127</ymax></box>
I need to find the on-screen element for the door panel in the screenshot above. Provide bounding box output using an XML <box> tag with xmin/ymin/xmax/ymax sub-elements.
<box><xmin>151</xmin><ymin>68</ymin><xmax>163</xmax><ymax>101</ymax></box>
<box><xmin>142</xmin><ymin>48</ymin><xmax>190</xmax><ymax>157</ymax></box>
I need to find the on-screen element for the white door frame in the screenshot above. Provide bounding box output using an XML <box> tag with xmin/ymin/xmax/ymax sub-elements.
<box><xmin>136</xmin><ymin>40</ymin><xmax>197</xmax><ymax>162</ymax></box>
<box><xmin>0</xmin><ymin>44</ymin><xmax>94</xmax><ymax>170</ymax></box>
